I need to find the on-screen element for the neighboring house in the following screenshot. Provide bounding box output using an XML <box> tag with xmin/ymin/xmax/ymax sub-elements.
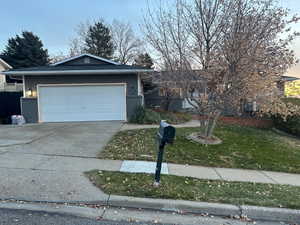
<box><xmin>281</xmin><ymin>75</ymin><xmax>300</xmax><ymax>97</ymax></box>
<box><xmin>0</xmin><ymin>58</ymin><xmax>23</xmax><ymax>92</ymax></box>
<box><xmin>0</xmin><ymin>59</ymin><xmax>11</xmax><ymax>83</ymax></box>
<box><xmin>0</xmin><ymin>58</ymin><xmax>22</xmax><ymax>92</ymax></box>
<box><xmin>144</xmin><ymin>87</ymin><xmax>184</xmax><ymax>111</ymax></box>
<box><xmin>145</xmin><ymin>74</ymin><xmax>300</xmax><ymax>114</ymax></box>
<box><xmin>3</xmin><ymin>54</ymin><xmax>152</xmax><ymax>123</ymax></box>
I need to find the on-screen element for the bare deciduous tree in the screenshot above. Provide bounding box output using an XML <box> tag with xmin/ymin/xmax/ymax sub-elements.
<box><xmin>49</xmin><ymin>52</ymin><xmax>69</xmax><ymax>64</ymax></box>
<box><xmin>144</xmin><ymin>0</ymin><xmax>300</xmax><ymax>140</ymax></box>
<box><xmin>111</xmin><ymin>20</ymin><xmax>143</xmax><ymax>64</ymax></box>
<box><xmin>69</xmin><ymin>20</ymin><xmax>143</xmax><ymax>64</ymax></box>
<box><xmin>69</xmin><ymin>21</ymin><xmax>90</xmax><ymax>56</ymax></box>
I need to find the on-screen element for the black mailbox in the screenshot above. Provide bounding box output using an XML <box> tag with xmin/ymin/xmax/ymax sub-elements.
<box><xmin>154</xmin><ymin>120</ymin><xmax>176</xmax><ymax>186</ymax></box>
<box><xmin>157</xmin><ymin>121</ymin><xmax>176</xmax><ymax>144</ymax></box>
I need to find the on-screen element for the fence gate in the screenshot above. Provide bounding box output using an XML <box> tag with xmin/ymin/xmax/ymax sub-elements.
<box><xmin>0</xmin><ymin>92</ymin><xmax>22</xmax><ymax>124</ymax></box>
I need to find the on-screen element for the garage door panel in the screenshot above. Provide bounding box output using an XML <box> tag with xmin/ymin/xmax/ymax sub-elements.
<box><xmin>38</xmin><ymin>85</ymin><xmax>126</xmax><ymax>122</ymax></box>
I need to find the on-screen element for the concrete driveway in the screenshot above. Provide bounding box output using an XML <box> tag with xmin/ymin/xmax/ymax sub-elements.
<box><xmin>0</xmin><ymin>121</ymin><xmax>122</xmax><ymax>202</ymax></box>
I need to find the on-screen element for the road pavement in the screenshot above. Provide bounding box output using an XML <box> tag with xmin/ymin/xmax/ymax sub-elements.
<box><xmin>0</xmin><ymin>202</ymin><xmax>294</xmax><ymax>225</ymax></box>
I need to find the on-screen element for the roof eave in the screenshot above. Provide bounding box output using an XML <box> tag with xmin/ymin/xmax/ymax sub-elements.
<box><xmin>51</xmin><ymin>54</ymin><xmax>121</xmax><ymax>66</ymax></box>
<box><xmin>0</xmin><ymin>59</ymin><xmax>12</xmax><ymax>69</ymax></box>
<box><xmin>3</xmin><ymin>69</ymin><xmax>154</xmax><ymax>76</ymax></box>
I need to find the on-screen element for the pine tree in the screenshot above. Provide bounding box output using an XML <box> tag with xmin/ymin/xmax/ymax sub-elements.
<box><xmin>84</xmin><ymin>21</ymin><xmax>114</xmax><ymax>59</ymax></box>
<box><xmin>2</xmin><ymin>31</ymin><xmax>49</xmax><ymax>68</ymax></box>
<box><xmin>133</xmin><ymin>53</ymin><xmax>154</xmax><ymax>69</ymax></box>
<box><xmin>134</xmin><ymin>53</ymin><xmax>155</xmax><ymax>93</ymax></box>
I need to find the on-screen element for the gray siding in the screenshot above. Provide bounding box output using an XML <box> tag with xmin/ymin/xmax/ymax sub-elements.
<box><xmin>127</xmin><ymin>96</ymin><xmax>143</xmax><ymax>118</ymax></box>
<box><xmin>24</xmin><ymin>74</ymin><xmax>138</xmax><ymax>96</ymax></box>
<box><xmin>144</xmin><ymin>95</ymin><xmax>183</xmax><ymax>111</ymax></box>
<box><xmin>144</xmin><ymin>90</ymin><xmax>183</xmax><ymax>111</ymax></box>
<box><xmin>21</xmin><ymin>98</ymin><xmax>38</xmax><ymax>123</ymax></box>
<box><xmin>22</xmin><ymin>73</ymin><xmax>141</xmax><ymax>123</ymax></box>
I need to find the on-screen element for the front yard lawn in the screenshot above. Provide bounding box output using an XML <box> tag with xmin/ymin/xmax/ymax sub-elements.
<box><xmin>99</xmin><ymin>125</ymin><xmax>300</xmax><ymax>173</ymax></box>
<box><xmin>86</xmin><ymin>170</ymin><xmax>300</xmax><ymax>209</ymax></box>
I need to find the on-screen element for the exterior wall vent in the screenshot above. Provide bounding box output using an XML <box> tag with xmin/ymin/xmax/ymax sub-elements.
<box><xmin>84</xmin><ymin>57</ymin><xmax>91</xmax><ymax>64</ymax></box>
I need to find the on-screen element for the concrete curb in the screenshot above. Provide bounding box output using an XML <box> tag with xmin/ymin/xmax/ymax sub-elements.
<box><xmin>1</xmin><ymin>195</ymin><xmax>300</xmax><ymax>223</ymax></box>
<box><xmin>108</xmin><ymin>195</ymin><xmax>240</xmax><ymax>217</ymax></box>
<box><xmin>108</xmin><ymin>195</ymin><xmax>300</xmax><ymax>223</ymax></box>
<box><xmin>241</xmin><ymin>205</ymin><xmax>300</xmax><ymax>223</ymax></box>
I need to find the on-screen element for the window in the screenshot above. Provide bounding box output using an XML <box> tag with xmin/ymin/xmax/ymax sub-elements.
<box><xmin>159</xmin><ymin>88</ymin><xmax>182</xmax><ymax>97</ymax></box>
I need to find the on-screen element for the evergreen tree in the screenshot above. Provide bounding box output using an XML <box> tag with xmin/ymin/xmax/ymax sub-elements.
<box><xmin>84</xmin><ymin>21</ymin><xmax>114</xmax><ymax>59</ymax></box>
<box><xmin>133</xmin><ymin>53</ymin><xmax>154</xmax><ymax>69</ymax></box>
<box><xmin>2</xmin><ymin>31</ymin><xmax>49</xmax><ymax>68</ymax></box>
<box><xmin>134</xmin><ymin>53</ymin><xmax>155</xmax><ymax>93</ymax></box>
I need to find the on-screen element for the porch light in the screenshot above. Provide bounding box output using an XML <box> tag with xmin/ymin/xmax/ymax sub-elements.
<box><xmin>32</xmin><ymin>89</ymin><xmax>37</xmax><ymax>97</ymax></box>
<box><xmin>26</xmin><ymin>88</ymin><xmax>37</xmax><ymax>97</ymax></box>
<box><xmin>26</xmin><ymin>89</ymin><xmax>32</xmax><ymax>97</ymax></box>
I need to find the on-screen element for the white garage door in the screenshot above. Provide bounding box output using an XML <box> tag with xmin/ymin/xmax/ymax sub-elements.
<box><xmin>38</xmin><ymin>84</ymin><xmax>126</xmax><ymax>122</ymax></box>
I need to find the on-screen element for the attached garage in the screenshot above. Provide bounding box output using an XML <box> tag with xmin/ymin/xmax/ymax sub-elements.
<box><xmin>3</xmin><ymin>54</ymin><xmax>152</xmax><ymax>123</ymax></box>
<box><xmin>38</xmin><ymin>84</ymin><xmax>126</xmax><ymax>122</ymax></box>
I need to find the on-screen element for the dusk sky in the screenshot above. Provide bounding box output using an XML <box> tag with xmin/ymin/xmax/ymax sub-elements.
<box><xmin>0</xmin><ymin>0</ymin><xmax>299</xmax><ymax>77</ymax></box>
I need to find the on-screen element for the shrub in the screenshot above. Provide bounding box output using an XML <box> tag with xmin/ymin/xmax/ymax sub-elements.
<box><xmin>272</xmin><ymin>114</ymin><xmax>300</xmax><ymax>137</ymax></box>
<box><xmin>129</xmin><ymin>106</ymin><xmax>161</xmax><ymax>124</ymax></box>
<box><xmin>271</xmin><ymin>98</ymin><xmax>300</xmax><ymax>137</ymax></box>
<box><xmin>159</xmin><ymin>111</ymin><xmax>192</xmax><ymax>124</ymax></box>
<box><xmin>283</xmin><ymin>98</ymin><xmax>300</xmax><ymax>106</ymax></box>
<box><xmin>130</xmin><ymin>106</ymin><xmax>192</xmax><ymax>124</ymax></box>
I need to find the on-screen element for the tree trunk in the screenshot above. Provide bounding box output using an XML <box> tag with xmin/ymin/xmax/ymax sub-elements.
<box><xmin>204</xmin><ymin>114</ymin><xmax>211</xmax><ymax>137</ymax></box>
<box><xmin>205</xmin><ymin>111</ymin><xmax>221</xmax><ymax>138</ymax></box>
<box><xmin>162</xmin><ymin>97</ymin><xmax>171</xmax><ymax>111</ymax></box>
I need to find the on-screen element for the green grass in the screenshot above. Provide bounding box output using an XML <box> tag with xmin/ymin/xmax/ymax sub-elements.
<box><xmin>283</xmin><ymin>97</ymin><xmax>300</xmax><ymax>106</ymax></box>
<box><xmin>158</xmin><ymin>111</ymin><xmax>192</xmax><ymax>124</ymax></box>
<box><xmin>99</xmin><ymin>125</ymin><xmax>300</xmax><ymax>173</ymax></box>
<box><xmin>86</xmin><ymin>170</ymin><xmax>300</xmax><ymax>209</ymax></box>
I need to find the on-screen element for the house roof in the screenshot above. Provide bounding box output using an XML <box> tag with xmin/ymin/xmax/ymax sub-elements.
<box><xmin>282</xmin><ymin>76</ymin><xmax>300</xmax><ymax>81</ymax></box>
<box><xmin>51</xmin><ymin>53</ymin><xmax>121</xmax><ymax>66</ymax></box>
<box><xmin>0</xmin><ymin>58</ymin><xmax>12</xmax><ymax>70</ymax></box>
<box><xmin>3</xmin><ymin>54</ymin><xmax>153</xmax><ymax>76</ymax></box>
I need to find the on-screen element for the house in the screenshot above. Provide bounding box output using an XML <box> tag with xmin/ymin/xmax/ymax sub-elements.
<box><xmin>0</xmin><ymin>58</ymin><xmax>11</xmax><ymax>82</ymax></box>
<box><xmin>145</xmin><ymin>73</ymin><xmax>300</xmax><ymax>114</ymax></box>
<box><xmin>281</xmin><ymin>75</ymin><xmax>300</xmax><ymax>97</ymax></box>
<box><xmin>3</xmin><ymin>54</ymin><xmax>152</xmax><ymax>123</ymax></box>
<box><xmin>0</xmin><ymin>58</ymin><xmax>23</xmax><ymax>92</ymax></box>
<box><xmin>277</xmin><ymin>76</ymin><xmax>300</xmax><ymax>96</ymax></box>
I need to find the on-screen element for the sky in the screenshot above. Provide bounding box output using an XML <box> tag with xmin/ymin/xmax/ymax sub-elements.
<box><xmin>0</xmin><ymin>0</ymin><xmax>299</xmax><ymax>77</ymax></box>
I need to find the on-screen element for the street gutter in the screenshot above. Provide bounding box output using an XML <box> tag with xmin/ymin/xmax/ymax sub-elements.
<box><xmin>1</xmin><ymin>195</ymin><xmax>299</xmax><ymax>223</ymax></box>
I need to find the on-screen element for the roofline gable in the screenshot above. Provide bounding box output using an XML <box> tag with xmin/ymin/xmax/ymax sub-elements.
<box><xmin>3</xmin><ymin>68</ymin><xmax>153</xmax><ymax>76</ymax></box>
<box><xmin>51</xmin><ymin>54</ymin><xmax>121</xmax><ymax>66</ymax></box>
<box><xmin>0</xmin><ymin>58</ymin><xmax>12</xmax><ymax>69</ymax></box>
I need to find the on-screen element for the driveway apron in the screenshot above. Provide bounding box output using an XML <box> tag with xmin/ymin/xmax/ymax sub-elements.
<box><xmin>0</xmin><ymin>121</ymin><xmax>122</xmax><ymax>202</ymax></box>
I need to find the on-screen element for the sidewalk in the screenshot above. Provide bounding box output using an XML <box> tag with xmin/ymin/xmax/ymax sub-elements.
<box><xmin>20</xmin><ymin>155</ymin><xmax>297</xmax><ymax>187</ymax></box>
<box><xmin>114</xmin><ymin>160</ymin><xmax>300</xmax><ymax>187</ymax></box>
<box><xmin>1</xmin><ymin>155</ymin><xmax>300</xmax><ymax>223</ymax></box>
<box><xmin>120</xmin><ymin>120</ymin><xmax>200</xmax><ymax>131</ymax></box>
<box><xmin>2</xmin><ymin>152</ymin><xmax>297</xmax><ymax>186</ymax></box>
<box><xmin>2</xmin><ymin>150</ymin><xmax>299</xmax><ymax>187</ymax></box>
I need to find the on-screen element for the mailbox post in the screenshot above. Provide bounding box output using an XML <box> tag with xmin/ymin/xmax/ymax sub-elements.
<box><xmin>154</xmin><ymin>120</ymin><xmax>176</xmax><ymax>186</ymax></box>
